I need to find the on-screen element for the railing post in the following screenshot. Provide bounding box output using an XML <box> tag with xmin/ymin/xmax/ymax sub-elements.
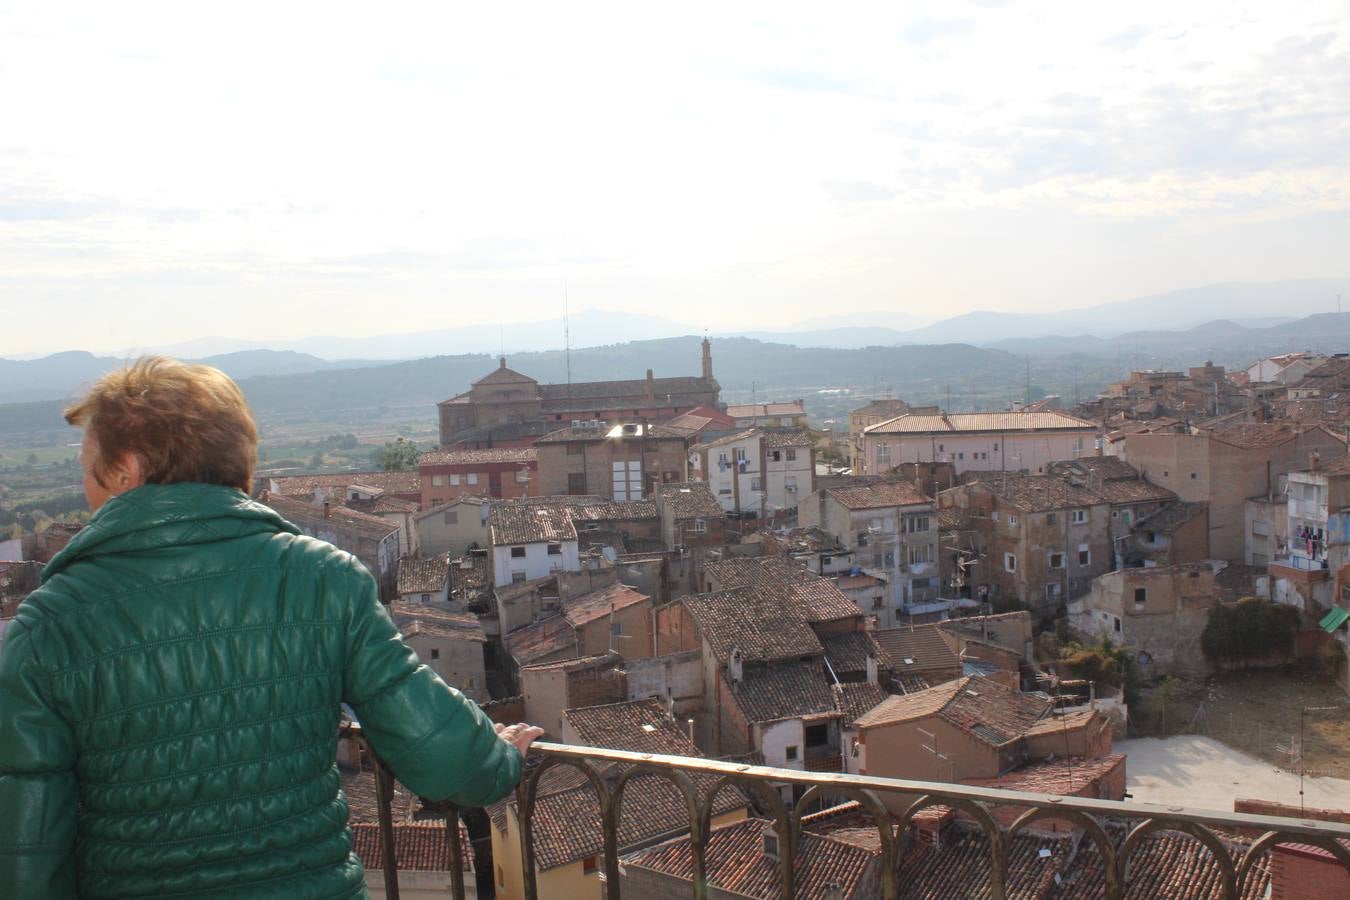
<box><xmin>517</xmin><ymin>773</ymin><xmax>541</xmax><ymax>900</ymax></box>
<box><xmin>443</xmin><ymin>804</ymin><xmax>466</xmax><ymax>900</ymax></box>
<box><xmin>600</xmin><ymin>787</ymin><xmax>622</xmax><ymax>900</ymax></box>
<box><xmin>372</xmin><ymin>757</ymin><xmax>401</xmax><ymax>900</ymax></box>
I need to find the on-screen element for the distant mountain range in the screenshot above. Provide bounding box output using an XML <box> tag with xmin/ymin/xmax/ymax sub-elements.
<box><xmin>7</xmin><ymin>278</ymin><xmax>1344</xmax><ymax>362</ymax></box>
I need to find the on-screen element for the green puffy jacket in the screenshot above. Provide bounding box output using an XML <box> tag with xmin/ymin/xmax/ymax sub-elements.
<box><xmin>0</xmin><ymin>483</ymin><xmax>521</xmax><ymax>898</ymax></box>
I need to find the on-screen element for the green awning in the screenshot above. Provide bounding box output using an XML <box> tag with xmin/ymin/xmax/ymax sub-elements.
<box><xmin>1320</xmin><ymin>606</ymin><xmax>1350</xmax><ymax>633</ymax></box>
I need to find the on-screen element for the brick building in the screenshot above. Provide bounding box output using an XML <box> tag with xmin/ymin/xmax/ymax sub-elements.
<box><xmin>418</xmin><ymin>448</ymin><xmax>537</xmax><ymax>506</ymax></box>
<box><xmin>437</xmin><ymin>340</ymin><xmax>720</xmax><ymax>447</ymax></box>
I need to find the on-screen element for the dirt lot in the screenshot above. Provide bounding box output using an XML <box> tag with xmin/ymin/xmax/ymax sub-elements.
<box><xmin>1139</xmin><ymin>669</ymin><xmax>1350</xmax><ymax>780</ymax></box>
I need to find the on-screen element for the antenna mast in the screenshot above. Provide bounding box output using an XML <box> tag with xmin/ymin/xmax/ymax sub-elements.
<box><xmin>564</xmin><ymin>280</ymin><xmax>573</xmax><ymax>410</ymax></box>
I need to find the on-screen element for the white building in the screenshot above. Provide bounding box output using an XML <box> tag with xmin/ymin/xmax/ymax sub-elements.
<box><xmin>488</xmin><ymin>503</ymin><xmax>581</xmax><ymax>587</ymax></box>
<box><xmin>693</xmin><ymin>428</ymin><xmax>816</xmax><ymax>518</ymax></box>
<box><xmin>860</xmin><ymin>411</ymin><xmax>1099</xmax><ymax>476</ymax></box>
<box><xmin>1246</xmin><ymin>352</ymin><xmax>1326</xmax><ymax>385</ymax></box>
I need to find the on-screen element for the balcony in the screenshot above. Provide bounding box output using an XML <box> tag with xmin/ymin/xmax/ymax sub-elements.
<box><xmin>344</xmin><ymin>726</ymin><xmax>1350</xmax><ymax>899</ymax></box>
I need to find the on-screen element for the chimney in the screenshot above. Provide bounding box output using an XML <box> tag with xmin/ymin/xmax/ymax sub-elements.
<box><xmin>323</xmin><ymin>501</ymin><xmax>331</xmax><ymax>518</ymax></box>
<box><xmin>1311</xmin><ymin>450</ymin><xmax>1321</xmax><ymax>472</ymax></box>
<box><xmin>729</xmin><ymin>648</ymin><xmax>743</xmax><ymax>684</ymax></box>
<box><xmin>645</xmin><ymin>369</ymin><xmax>655</xmax><ymax>401</ymax></box>
<box><xmin>866</xmin><ymin>652</ymin><xmax>878</xmax><ymax>685</ymax></box>
<box><xmin>499</xmin><ymin>356</ymin><xmax>507</xmax><ymax>369</ymax></box>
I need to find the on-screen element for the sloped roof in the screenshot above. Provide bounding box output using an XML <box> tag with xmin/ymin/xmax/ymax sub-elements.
<box><xmin>535</xmin><ymin>423</ymin><xmax>692</xmax><ymax>444</ymax></box>
<box><xmin>655</xmin><ymin>482</ymin><xmax>724</xmax><ymax>519</ymax></box>
<box><xmin>266</xmin><ymin>470</ymin><xmax>421</xmax><ymax>497</ymax></box>
<box><xmin>397</xmin><ymin>554</ymin><xmax>452</xmax><ymax>595</ymax></box>
<box><xmin>489</xmin><ymin>504</ymin><xmax>578</xmax><ymax>545</ymax></box>
<box><xmin>730</xmin><ymin>660</ymin><xmax>838</xmax><ymax>725</ymax></box>
<box><xmin>826</xmin><ymin>481</ymin><xmax>931</xmax><ymax>509</ymax></box>
<box><xmin>967</xmin><ymin>473</ymin><xmax>1105</xmax><ymax>512</ymax></box>
<box><xmin>562</xmin><ymin>582</ymin><xmax>649</xmax><ymax>627</ymax></box>
<box><xmin>702</xmin><ymin>557</ymin><xmax>861</xmax><ymax>623</ymax></box>
<box><xmin>260</xmin><ymin>492</ymin><xmax>399</xmax><ymax>541</ymax></box>
<box><xmin>419</xmin><ymin>448</ymin><xmax>537</xmax><ymax>466</ymax></box>
<box><xmin>683</xmin><ymin>588</ymin><xmax>824</xmax><ymax>664</ymax></box>
<box><xmin>621</xmin><ymin>817</ymin><xmax>877</xmax><ymax>899</ymax></box>
<box><xmin>726</xmin><ymin>401</ymin><xmax>806</xmax><ymax>418</ymax></box>
<box><xmin>832</xmin><ymin>681</ymin><xmax>889</xmax><ymax>727</ymax></box>
<box><xmin>1134</xmin><ymin>500</ymin><xmax>1207</xmax><ymax>535</ymax></box>
<box><xmin>700</xmin><ymin>427</ymin><xmax>762</xmax><ymax>450</ymax></box>
<box><xmin>762</xmin><ymin>429</ymin><xmax>814</xmax><ymax>449</ymax></box>
<box><xmin>870</xmin><ymin>624</ymin><xmax>961</xmax><ymax>673</ymax></box>
<box><xmin>853</xmin><ymin>675</ymin><xmax>1052</xmax><ymax>745</ymax></box>
<box><xmin>821</xmin><ymin>631</ymin><xmax>884</xmax><ymax>674</ymax></box>
<box><xmin>865</xmin><ymin>411</ymin><xmax>1097</xmax><ymax>435</ymax></box>
<box><xmin>562</xmin><ymin>698</ymin><xmax>698</xmax><ymax>755</ymax></box>
<box><xmin>471</xmin><ymin>362</ymin><xmax>537</xmax><ymax>386</ymax></box>
<box><xmin>503</xmin><ymin>615</ymin><xmax>576</xmax><ymax>667</ymax></box>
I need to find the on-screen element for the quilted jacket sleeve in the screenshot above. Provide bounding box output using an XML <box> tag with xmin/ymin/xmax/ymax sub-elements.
<box><xmin>0</xmin><ymin>619</ymin><xmax>78</xmax><ymax>898</ymax></box>
<box><xmin>341</xmin><ymin>563</ymin><xmax>522</xmax><ymax>807</ymax></box>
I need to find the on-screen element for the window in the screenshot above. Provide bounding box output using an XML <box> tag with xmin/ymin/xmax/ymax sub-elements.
<box><xmin>784</xmin><ymin>476</ymin><xmax>797</xmax><ymax>493</ymax></box>
<box><xmin>511</xmin><ymin>546</ymin><xmax>526</xmax><ymax>558</ymax></box>
<box><xmin>611</xmin><ymin>621</ymin><xmax>623</xmax><ymax>636</ymax></box>
<box><xmin>432</xmin><ymin>474</ymin><xmax>446</xmax><ymax>487</ymax></box>
<box><xmin>420</xmin><ymin>593</ymin><xmax>431</xmax><ymax>603</ymax></box>
<box><xmin>993</xmin><ymin>443</ymin><xmax>999</xmax><ymax>451</ymax></box>
<box><xmin>511</xmin><ymin>571</ymin><xmax>527</xmax><ymax>584</ymax></box>
<box><xmin>1071</xmin><ymin>509</ymin><xmax>1087</xmax><ymax>525</ymax></box>
<box><xmin>443</xmin><ymin>510</ymin><xmax>458</xmax><ymax>525</ymax></box>
<box><xmin>1190</xmin><ymin>472</ymin><xmax>1197</xmax><ymax>479</ymax></box>
<box><xmin>450</xmin><ymin>474</ymin><xmax>461</xmax><ymax>486</ymax></box>
<box><xmin>957</xmin><ymin>452</ymin><xmax>964</xmax><ymax>460</ymax></box>
<box><xmin>547</xmin><ymin>543</ymin><xmax>561</xmax><ymax>555</ymax></box>
<box><xmin>1134</xmin><ymin>587</ymin><xmax>1147</xmax><ymax>609</ymax></box>
<box><xmin>692</xmin><ymin>518</ymin><xmax>707</xmax><ymax>533</ymax></box>
<box><xmin>785</xmin><ymin>745</ymin><xmax>799</xmax><ymax>761</ymax></box>
<box><xmin>1048</xmin><ymin>552</ymin><xmax>1065</xmax><ymax>570</ymax></box>
<box><xmin>751</xmin><ymin>477</ymin><xmax>762</xmax><ymax>492</ymax></box>
<box><xmin>718</xmin><ymin>488</ymin><xmax>733</xmax><ymax>495</ymax></box>
<box><xmin>567</xmin><ymin>472</ymin><xmax>587</xmax><ymax>494</ymax></box>
<box><xmin>770</xmin><ymin>450</ymin><xmax>782</xmax><ymax>462</ymax></box>
<box><xmin>467</xmin><ymin>473</ymin><xmax>479</xmax><ymax>485</ymax></box>
<box><xmin>735</xmin><ymin>448</ymin><xmax>748</xmax><ymax>463</ymax></box>
<box><xmin>786</xmin><ymin>449</ymin><xmax>797</xmax><ymax>461</ymax></box>
<box><xmin>718</xmin><ymin>451</ymin><xmax>728</xmax><ymax>465</ymax></box>
<box><xmin>883</xmin><ymin>516</ymin><xmax>895</xmax><ymax>533</ymax></box>
<box><xmin>908</xmin><ymin>544</ymin><xmax>933</xmax><ymax>565</ymax></box>
<box><xmin>1078</xmin><ymin>545</ymin><xmax>1091</xmax><ymax>566</ymax></box>
<box><xmin>877</xmin><ymin>443</ymin><xmax>890</xmax><ymax>463</ymax></box>
<box><xmin>805</xmin><ymin>724</ymin><xmax>829</xmax><ymax>747</ymax></box>
<box><xmin>1004</xmin><ymin>553</ymin><xmax>1017</xmax><ymax>572</ymax></box>
<box><xmin>583</xmin><ymin>856</ymin><xmax>598</xmax><ymax>875</ymax></box>
<box><xmin>1008</xmin><ymin>514</ymin><xmax>1019</xmax><ymax>527</ymax></box>
<box><xmin>1046</xmin><ymin>512</ymin><xmax>1057</xmax><ymax>525</ymax></box>
<box><xmin>872</xmin><ymin>596</ymin><xmax>884</xmax><ymax>609</ymax></box>
<box><xmin>430</xmin><ymin>648</ymin><xmax>440</xmax><ymax>660</ymax></box>
<box><xmin>515</xmin><ymin>468</ymin><xmax>530</xmax><ymax>484</ymax></box>
<box><xmin>1114</xmin><ymin>616</ymin><xmax>1121</xmax><ymax>633</ymax></box>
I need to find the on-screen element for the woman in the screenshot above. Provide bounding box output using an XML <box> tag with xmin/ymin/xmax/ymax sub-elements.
<box><xmin>0</xmin><ymin>357</ymin><xmax>541</xmax><ymax>898</ymax></box>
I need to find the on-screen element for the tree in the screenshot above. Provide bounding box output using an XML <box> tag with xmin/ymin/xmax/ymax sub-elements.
<box><xmin>379</xmin><ymin>438</ymin><xmax>420</xmax><ymax>472</ymax></box>
<box><xmin>1201</xmin><ymin>598</ymin><xmax>1299</xmax><ymax>667</ymax></box>
<box><xmin>309</xmin><ymin>452</ymin><xmax>324</xmax><ymax>468</ymax></box>
<box><xmin>1152</xmin><ymin>676</ymin><xmax>1181</xmax><ymax>736</ymax></box>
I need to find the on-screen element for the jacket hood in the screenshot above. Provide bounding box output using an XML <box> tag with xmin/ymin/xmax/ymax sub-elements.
<box><xmin>42</xmin><ymin>482</ymin><xmax>301</xmax><ymax>582</ymax></box>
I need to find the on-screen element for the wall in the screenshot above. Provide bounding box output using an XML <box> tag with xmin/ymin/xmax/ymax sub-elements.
<box><xmin>575</xmin><ymin>598</ymin><xmax>654</xmax><ymax>660</ymax></box>
<box><xmin>864</xmin><ymin>429</ymin><xmax>1095</xmax><ymax>476</ymax></box>
<box><xmin>758</xmin><ymin>718</ymin><xmax>805</xmax><ymax>771</ymax></box>
<box><xmin>366</xmin><ymin>868</ymin><xmax>475</xmax><ymax>900</ymax></box>
<box><xmin>422</xmin><ymin>461</ymin><xmax>535</xmax><ymax>506</ymax></box>
<box><xmin>1068</xmin><ymin>567</ymin><xmax>1218</xmax><ymax>678</ymax></box>
<box><xmin>405</xmin><ymin>632</ymin><xmax>488</xmax><ymax>702</ymax></box>
<box><xmin>416</xmin><ymin>501</ymin><xmax>490</xmax><ymax>558</ymax></box>
<box><xmin>536</xmin><ymin>437</ymin><xmax>689</xmax><ymax>500</ymax></box>
<box><xmin>492</xmin><ymin>540</ymin><xmax>580</xmax><ymax>587</ymax></box>
<box><xmin>625</xmin><ymin>651</ymin><xmax>704</xmax><ymax>718</ymax></box>
<box><xmin>763</xmin><ymin>446</ymin><xmax>814</xmax><ymax>516</ymax></box>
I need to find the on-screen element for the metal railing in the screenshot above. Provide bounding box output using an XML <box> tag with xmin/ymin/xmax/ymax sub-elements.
<box><xmin>347</xmin><ymin>727</ymin><xmax>1350</xmax><ymax>900</ymax></box>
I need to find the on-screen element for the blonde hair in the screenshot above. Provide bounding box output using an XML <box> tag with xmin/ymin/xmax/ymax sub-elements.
<box><xmin>65</xmin><ymin>356</ymin><xmax>258</xmax><ymax>492</ymax></box>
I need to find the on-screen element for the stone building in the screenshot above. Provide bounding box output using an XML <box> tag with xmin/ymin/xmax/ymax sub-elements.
<box><xmin>437</xmin><ymin>340</ymin><xmax>720</xmax><ymax>447</ymax></box>
<box><xmin>418</xmin><ymin>448</ymin><xmax>537</xmax><ymax>506</ymax></box>
<box><xmin>260</xmin><ymin>492</ymin><xmax>401</xmax><ymax>602</ymax></box>
<box><xmin>859</xmin><ymin>411</ymin><xmax>1099</xmax><ymax>477</ymax></box>
<box><xmin>533</xmin><ymin>422</ymin><xmax>691</xmax><ymax>500</ymax></box>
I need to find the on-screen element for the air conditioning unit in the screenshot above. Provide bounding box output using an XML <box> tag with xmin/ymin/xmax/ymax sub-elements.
<box><xmin>572</xmin><ymin>419</ymin><xmax>583</xmax><ymax>428</ymax></box>
<box><xmin>785</xmin><ymin>484</ymin><xmax>797</xmax><ymax>493</ymax></box>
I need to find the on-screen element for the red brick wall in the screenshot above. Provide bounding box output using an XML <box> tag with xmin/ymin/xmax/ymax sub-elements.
<box><xmin>1270</xmin><ymin>844</ymin><xmax>1350</xmax><ymax>900</ymax></box>
<box><xmin>564</xmin><ymin>662</ymin><xmax>628</xmax><ymax>709</ymax></box>
<box><xmin>480</xmin><ymin>695</ymin><xmax>525</xmax><ymax>725</ymax></box>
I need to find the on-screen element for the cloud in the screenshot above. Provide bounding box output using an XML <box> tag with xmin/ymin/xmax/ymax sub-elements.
<box><xmin>900</xmin><ymin>17</ymin><xmax>976</xmax><ymax>45</ymax></box>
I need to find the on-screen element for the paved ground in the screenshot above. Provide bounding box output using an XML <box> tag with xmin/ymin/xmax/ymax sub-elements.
<box><xmin>1115</xmin><ymin>734</ymin><xmax>1350</xmax><ymax>812</ymax></box>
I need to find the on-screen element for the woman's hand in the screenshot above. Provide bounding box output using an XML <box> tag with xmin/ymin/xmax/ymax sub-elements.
<box><xmin>494</xmin><ymin>722</ymin><xmax>546</xmax><ymax>757</ymax></box>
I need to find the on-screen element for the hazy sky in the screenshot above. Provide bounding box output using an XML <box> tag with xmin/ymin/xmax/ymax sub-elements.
<box><xmin>3</xmin><ymin>2</ymin><xmax>1348</xmax><ymax>355</ymax></box>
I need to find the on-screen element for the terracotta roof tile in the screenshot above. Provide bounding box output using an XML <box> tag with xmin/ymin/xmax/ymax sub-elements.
<box><xmin>871</xmin><ymin>624</ymin><xmax>961</xmax><ymax>674</ymax></box>
<box><xmin>419</xmin><ymin>448</ymin><xmax>537</xmax><ymax>466</ymax></box>
<box><xmin>854</xmin><ymin>675</ymin><xmax>1051</xmax><ymax>744</ymax></box>
<box><xmin>822</xmin><ymin>632</ymin><xmax>885</xmax><ymax>675</ymax></box>
<box><xmin>348</xmin><ymin>821</ymin><xmax>473</xmax><ymax>873</ymax></box>
<box><xmin>1134</xmin><ymin>500</ymin><xmax>1207</xmax><ymax>534</ymax></box>
<box><xmin>655</xmin><ymin>482</ymin><xmax>724</xmax><ymax>518</ymax></box>
<box><xmin>489</xmin><ymin>504</ymin><xmax>578</xmax><ymax>545</ymax></box>
<box><xmin>731</xmin><ymin>661</ymin><xmax>838</xmax><ymax>725</ymax></box>
<box><xmin>962</xmin><ymin>473</ymin><xmax>1106</xmax><ymax>513</ymax></box>
<box><xmin>562</xmin><ymin>698</ymin><xmax>699</xmax><ymax>755</ymax></box>
<box><xmin>622</xmin><ymin>817</ymin><xmax>877</xmax><ymax>898</ymax></box>
<box><xmin>397</xmin><ymin>554</ymin><xmax>452</xmax><ymax>595</ymax></box>
<box><xmin>503</xmin><ymin>615</ymin><xmax>576</xmax><ymax>666</ymax></box>
<box><xmin>562</xmin><ymin>582</ymin><xmax>649</xmax><ymax>627</ymax></box>
<box><xmin>702</xmin><ymin>557</ymin><xmax>862</xmax><ymax>623</ymax></box>
<box><xmin>684</xmin><ymin>588</ymin><xmax>824</xmax><ymax>664</ymax></box>
<box><xmin>827</xmin><ymin>481</ymin><xmax>931</xmax><ymax>509</ymax></box>
<box><xmin>266</xmin><ymin>470</ymin><xmax>421</xmax><ymax>497</ymax></box>
<box><xmin>260</xmin><ymin>493</ymin><xmax>399</xmax><ymax>541</ymax></box>
<box><xmin>832</xmin><ymin>682</ymin><xmax>889</xmax><ymax>727</ymax></box>
<box><xmin>762</xmin><ymin>429</ymin><xmax>815</xmax><ymax>449</ymax></box>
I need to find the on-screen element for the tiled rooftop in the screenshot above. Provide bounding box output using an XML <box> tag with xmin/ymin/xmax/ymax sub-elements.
<box><xmin>964</xmin><ymin>473</ymin><xmax>1106</xmax><ymax>512</ymax></box>
<box><xmin>726</xmin><ymin>401</ymin><xmax>806</xmax><ymax>418</ymax></box>
<box><xmin>762</xmin><ymin>428</ymin><xmax>815</xmax><ymax>449</ymax></box>
<box><xmin>655</xmin><ymin>482</ymin><xmax>724</xmax><ymax>518</ymax></box>
<box><xmin>266</xmin><ymin>470</ymin><xmax>421</xmax><ymax>497</ymax></box>
<box><xmin>827</xmin><ymin>480</ymin><xmax>931</xmax><ymax>509</ymax></box>
<box><xmin>562</xmin><ymin>698</ymin><xmax>699</xmax><ymax>756</ymax></box>
<box><xmin>866</xmin><ymin>411</ymin><xmax>1096</xmax><ymax>435</ymax></box>
<box><xmin>821</xmin><ymin>631</ymin><xmax>884</xmax><ymax>675</ymax></box>
<box><xmin>700</xmin><ymin>427</ymin><xmax>763</xmax><ymax>450</ymax></box>
<box><xmin>535</xmin><ymin>423</ymin><xmax>692</xmax><ymax>444</ymax></box>
<box><xmin>702</xmin><ymin>556</ymin><xmax>862</xmax><ymax>623</ymax></box>
<box><xmin>622</xmin><ymin>817</ymin><xmax>876</xmax><ymax>898</ymax></box>
<box><xmin>853</xmin><ymin>675</ymin><xmax>1051</xmax><ymax>745</ymax></box>
<box><xmin>418</xmin><ymin>448</ymin><xmax>537</xmax><ymax>466</ymax></box>
<box><xmin>683</xmin><ymin>588</ymin><xmax>824</xmax><ymax>664</ymax></box>
<box><xmin>397</xmin><ymin>553</ymin><xmax>451</xmax><ymax>595</ymax></box>
<box><xmin>561</xmin><ymin>582</ymin><xmax>649</xmax><ymax>627</ymax></box>
<box><xmin>348</xmin><ymin>821</ymin><xmax>473</xmax><ymax>873</ymax></box>
<box><xmin>1134</xmin><ymin>500</ymin><xmax>1207</xmax><ymax>534</ymax></box>
<box><xmin>503</xmin><ymin>615</ymin><xmax>576</xmax><ymax>667</ymax></box>
<box><xmin>260</xmin><ymin>492</ymin><xmax>399</xmax><ymax>540</ymax></box>
<box><xmin>832</xmin><ymin>681</ymin><xmax>889</xmax><ymax>727</ymax></box>
<box><xmin>870</xmin><ymin>624</ymin><xmax>961</xmax><ymax>673</ymax></box>
<box><xmin>489</xmin><ymin>503</ymin><xmax>578</xmax><ymax>545</ymax></box>
<box><xmin>732</xmin><ymin>660</ymin><xmax>838</xmax><ymax>725</ymax></box>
